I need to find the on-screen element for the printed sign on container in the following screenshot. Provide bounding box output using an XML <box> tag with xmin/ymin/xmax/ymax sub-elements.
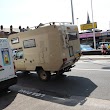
<box><xmin>1</xmin><ymin>48</ymin><xmax>11</xmax><ymax>66</ymax></box>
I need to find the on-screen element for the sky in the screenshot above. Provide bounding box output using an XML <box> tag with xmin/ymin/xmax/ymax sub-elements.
<box><xmin>0</xmin><ymin>0</ymin><xmax>110</xmax><ymax>31</ymax></box>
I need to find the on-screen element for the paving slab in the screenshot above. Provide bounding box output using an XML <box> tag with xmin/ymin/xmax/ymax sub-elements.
<box><xmin>4</xmin><ymin>93</ymin><xmax>110</xmax><ymax>110</ymax></box>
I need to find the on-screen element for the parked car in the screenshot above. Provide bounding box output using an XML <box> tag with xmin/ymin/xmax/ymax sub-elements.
<box><xmin>97</xmin><ymin>42</ymin><xmax>110</xmax><ymax>49</ymax></box>
<box><xmin>97</xmin><ymin>42</ymin><xmax>110</xmax><ymax>54</ymax></box>
<box><xmin>80</xmin><ymin>44</ymin><xmax>94</xmax><ymax>51</ymax></box>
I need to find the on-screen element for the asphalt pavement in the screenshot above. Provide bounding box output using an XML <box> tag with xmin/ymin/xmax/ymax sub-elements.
<box><xmin>1</xmin><ymin>56</ymin><xmax>110</xmax><ymax>110</ymax></box>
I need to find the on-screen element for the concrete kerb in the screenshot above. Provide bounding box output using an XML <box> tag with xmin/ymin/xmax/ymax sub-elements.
<box><xmin>80</xmin><ymin>55</ymin><xmax>110</xmax><ymax>60</ymax></box>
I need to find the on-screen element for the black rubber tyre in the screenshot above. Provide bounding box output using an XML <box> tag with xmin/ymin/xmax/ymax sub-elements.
<box><xmin>37</xmin><ymin>69</ymin><xmax>51</xmax><ymax>81</ymax></box>
<box><xmin>23</xmin><ymin>71</ymin><xmax>30</xmax><ymax>74</ymax></box>
<box><xmin>21</xmin><ymin>71</ymin><xmax>30</xmax><ymax>76</ymax></box>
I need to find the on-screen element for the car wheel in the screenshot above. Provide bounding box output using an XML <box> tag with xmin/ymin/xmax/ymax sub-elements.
<box><xmin>37</xmin><ymin>69</ymin><xmax>51</xmax><ymax>81</ymax></box>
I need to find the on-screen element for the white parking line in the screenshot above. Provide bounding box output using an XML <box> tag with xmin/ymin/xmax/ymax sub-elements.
<box><xmin>77</xmin><ymin>60</ymin><xmax>110</xmax><ymax>63</ymax></box>
<box><xmin>72</xmin><ymin>68</ymin><xmax>110</xmax><ymax>72</ymax></box>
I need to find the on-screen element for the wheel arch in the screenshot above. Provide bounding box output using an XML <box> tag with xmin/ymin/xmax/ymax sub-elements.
<box><xmin>35</xmin><ymin>66</ymin><xmax>43</xmax><ymax>72</ymax></box>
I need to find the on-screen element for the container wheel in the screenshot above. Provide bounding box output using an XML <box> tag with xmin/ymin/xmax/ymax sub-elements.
<box><xmin>23</xmin><ymin>71</ymin><xmax>30</xmax><ymax>74</ymax></box>
<box><xmin>37</xmin><ymin>69</ymin><xmax>51</xmax><ymax>81</ymax></box>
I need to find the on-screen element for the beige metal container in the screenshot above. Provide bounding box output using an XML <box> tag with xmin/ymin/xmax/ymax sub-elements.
<box><xmin>8</xmin><ymin>22</ymin><xmax>81</xmax><ymax>81</ymax></box>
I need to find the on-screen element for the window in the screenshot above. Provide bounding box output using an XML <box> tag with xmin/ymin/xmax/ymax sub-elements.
<box><xmin>16</xmin><ymin>51</ymin><xmax>23</xmax><ymax>59</ymax></box>
<box><xmin>11</xmin><ymin>37</ymin><xmax>19</xmax><ymax>44</ymax></box>
<box><xmin>12</xmin><ymin>48</ymin><xmax>24</xmax><ymax>59</ymax></box>
<box><xmin>12</xmin><ymin>49</ymin><xmax>17</xmax><ymax>57</ymax></box>
<box><xmin>15</xmin><ymin>50</ymin><xmax>24</xmax><ymax>59</ymax></box>
<box><xmin>68</xmin><ymin>33</ymin><xmax>78</xmax><ymax>40</ymax></box>
<box><xmin>23</xmin><ymin>39</ymin><xmax>36</xmax><ymax>48</ymax></box>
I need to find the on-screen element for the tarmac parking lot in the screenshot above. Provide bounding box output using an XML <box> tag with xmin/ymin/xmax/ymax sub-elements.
<box><xmin>1</xmin><ymin>58</ymin><xmax>110</xmax><ymax>110</ymax></box>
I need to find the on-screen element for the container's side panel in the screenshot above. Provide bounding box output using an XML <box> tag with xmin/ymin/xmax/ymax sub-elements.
<box><xmin>47</xmin><ymin>26</ymin><xmax>63</xmax><ymax>71</ymax></box>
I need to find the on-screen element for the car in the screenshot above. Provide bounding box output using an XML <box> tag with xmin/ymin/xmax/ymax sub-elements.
<box><xmin>97</xmin><ymin>42</ymin><xmax>110</xmax><ymax>49</ymax></box>
<box><xmin>97</xmin><ymin>42</ymin><xmax>110</xmax><ymax>54</ymax></box>
<box><xmin>80</xmin><ymin>44</ymin><xmax>94</xmax><ymax>51</ymax></box>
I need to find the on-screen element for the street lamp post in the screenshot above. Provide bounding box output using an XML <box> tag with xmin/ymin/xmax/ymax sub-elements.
<box><xmin>76</xmin><ymin>18</ymin><xmax>79</xmax><ymax>25</ymax></box>
<box><xmin>91</xmin><ymin>0</ymin><xmax>96</xmax><ymax>49</ymax></box>
<box><xmin>109</xmin><ymin>21</ymin><xmax>110</xmax><ymax>30</ymax></box>
<box><xmin>76</xmin><ymin>18</ymin><xmax>79</xmax><ymax>30</ymax></box>
<box><xmin>70</xmin><ymin>0</ymin><xmax>74</xmax><ymax>24</ymax></box>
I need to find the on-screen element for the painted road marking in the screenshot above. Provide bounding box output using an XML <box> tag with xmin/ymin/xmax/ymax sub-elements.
<box><xmin>18</xmin><ymin>89</ymin><xmax>46</xmax><ymax>98</ymax></box>
<box><xmin>77</xmin><ymin>60</ymin><xmax>110</xmax><ymax>63</ymax></box>
<box><xmin>72</xmin><ymin>68</ymin><xmax>110</xmax><ymax>72</ymax></box>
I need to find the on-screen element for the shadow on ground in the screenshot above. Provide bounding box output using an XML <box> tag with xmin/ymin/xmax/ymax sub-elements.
<box><xmin>0</xmin><ymin>91</ymin><xmax>17</xmax><ymax>110</ymax></box>
<box><xmin>10</xmin><ymin>72</ymin><xmax>97</xmax><ymax>106</ymax></box>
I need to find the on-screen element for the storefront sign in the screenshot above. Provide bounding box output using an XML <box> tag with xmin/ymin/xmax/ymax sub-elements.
<box><xmin>80</xmin><ymin>22</ymin><xmax>97</xmax><ymax>30</ymax></box>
